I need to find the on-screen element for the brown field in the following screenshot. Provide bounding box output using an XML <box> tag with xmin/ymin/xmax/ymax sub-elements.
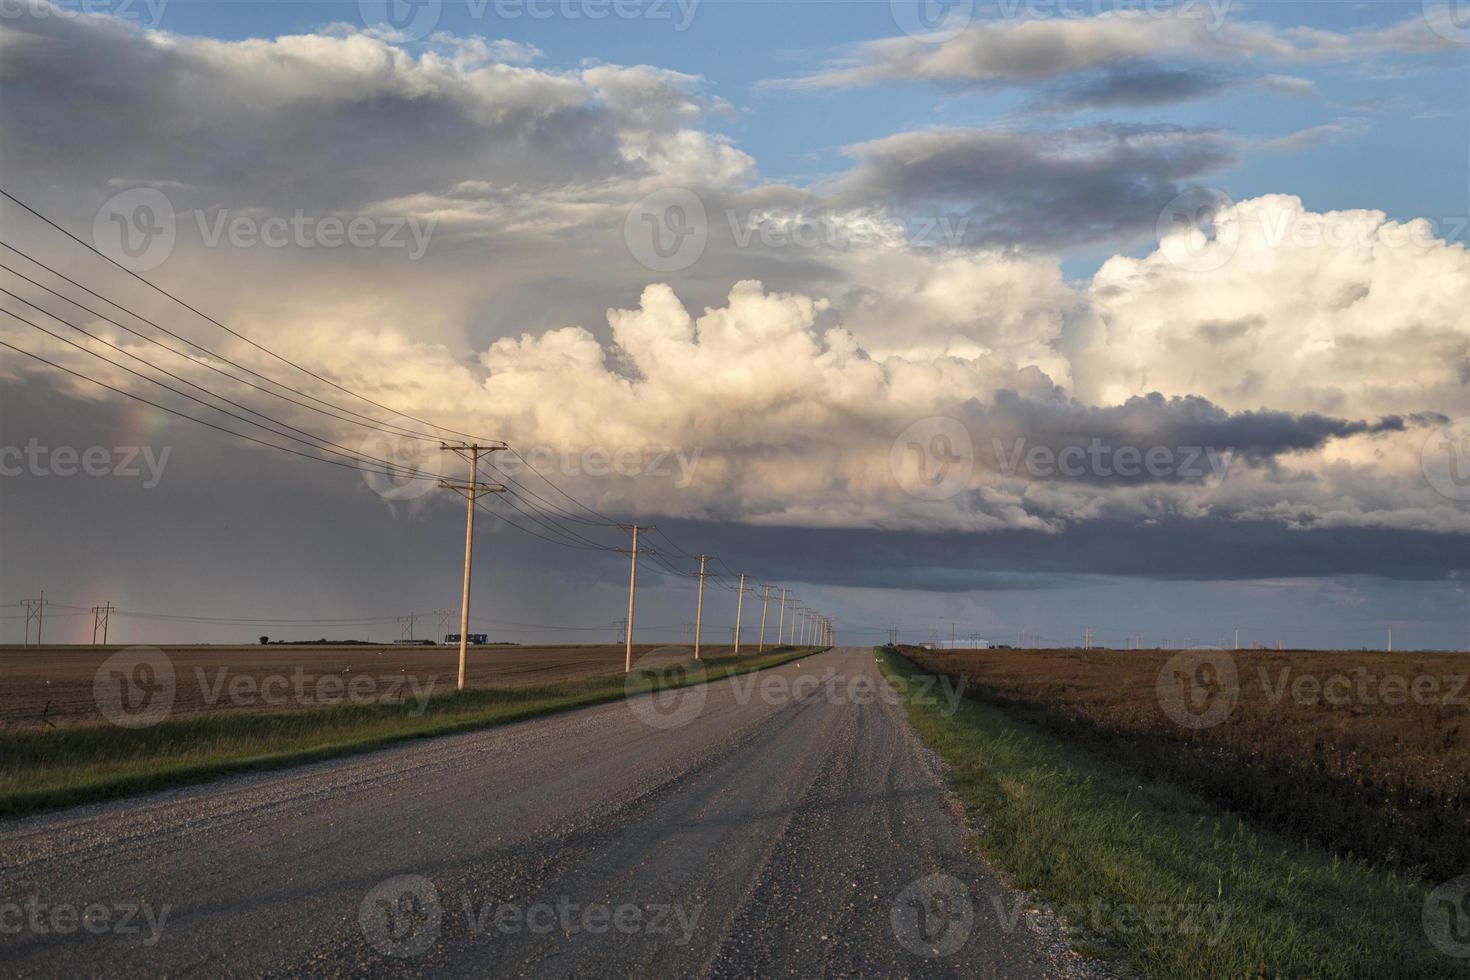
<box><xmin>0</xmin><ymin>642</ymin><xmax>740</xmax><ymax>728</ymax></box>
<box><xmin>903</xmin><ymin>645</ymin><xmax>1470</xmax><ymax>877</ymax></box>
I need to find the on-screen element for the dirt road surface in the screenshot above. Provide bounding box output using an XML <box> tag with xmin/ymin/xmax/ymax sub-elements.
<box><xmin>0</xmin><ymin>648</ymin><xmax>1094</xmax><ymax>977</ymax></box>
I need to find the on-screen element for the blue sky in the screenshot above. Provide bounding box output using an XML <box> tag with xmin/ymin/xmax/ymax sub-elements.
<box><xmin>151</xmin><ymin>0</ymin><xmax>1470</xmax><ymax>248</ymax></box>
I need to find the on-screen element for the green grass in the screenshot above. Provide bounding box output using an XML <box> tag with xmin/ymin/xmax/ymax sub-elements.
<box><xmin>0</xmin><ymin>647</ymin><xmax>824</xmax><ymax>817</ymax></box>
<box><xmin>877</xmin><ymin>647</ymin><xmax>1462</xmax><ymax>979</ymax></box>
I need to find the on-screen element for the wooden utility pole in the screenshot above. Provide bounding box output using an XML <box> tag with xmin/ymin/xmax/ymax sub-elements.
<box><xmin>758</xmin><ymin>585</ymin><xmax>771</xmax><ymax>652</ymax></box>
<box><xmin>777</xmin><ymin>588</ymin><xmax>788</xmax><ymax>647</ymax></box>
<box><xmin>620</xmin><ymin>524</ymin><xmax>651</xmax><ymax>672</ymax></box>
<box><xmin>92</xmin><ymin>601</ymin><xmax>113</xmax><ymax>644</ymax></box>
<box><xmin>439</xmin><ymin>443</ymin><xmax>506</xmax><ymax>691</ymax></box>
<box><xmin>733</xmin><ymin>573</ymin><xmax>747</xmax><ymax>655</ymax></box>
<box><xmin>693</xmin><ymin>555</ymin><xmax>709</xmax><ymax>660</ymax></box>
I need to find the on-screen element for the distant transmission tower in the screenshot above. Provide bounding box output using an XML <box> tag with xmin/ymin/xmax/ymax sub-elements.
<box><xmin>22</xmin><ymin>592</ymin><xmax>48</xmax><ymax>646</ymax></box>
<box><xmin>92</xmin><ymin>602</ymin><xmax>114</xmax><ymax>644</ymax></box>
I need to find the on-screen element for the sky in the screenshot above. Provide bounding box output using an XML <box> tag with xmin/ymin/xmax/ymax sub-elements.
<box><xmin>0</xmin><ymin>0</ymin><xmax>1467</xmax><ymax>649</ymax></box>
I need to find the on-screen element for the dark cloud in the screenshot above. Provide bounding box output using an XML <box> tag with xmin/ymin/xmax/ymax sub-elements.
<box><xmin>1035</xmin><ymin>67</ymin><xmax>1230</xmax><ymax>112</ymax></box>
<box><xmin>679</xmin><ymin>519</ymin><xmax>1470</xmax><ymax>592</ymax></box>
<box><xmin>836</xmin><ymin>125</ymin><xmax>1236</xmax><ymax>248</ymax></box>
<box><xmin>967</xmin><ymin>391</ymin><xmax>1447</xmax><ymax>482</ymax></box>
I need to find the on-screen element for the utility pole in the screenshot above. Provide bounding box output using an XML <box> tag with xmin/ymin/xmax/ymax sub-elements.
<box><xmin>758</xmin><ymin>585</ymin><xmax>771</xmax><ymax>652</ymax></box>
<box><xmin>615</xmin><ymin>617</ymin><xmax>627</xmax><ymax>644</ymax></box>
<box><xmin>693</xmin><ymin>554</ymin><xmax>709</xmax><ymax>660</ymax></box>
<box><xmin>399</xmin><ymin>612</ymin><xmax>416</xmax><ymax>643</ymax></box>
<box><xmin>435</xmin><ymin>608</ymin><xmax>452</xmax><ymax>643</ymax></box>
<box><xmin>1387</xmin><ymin>627</ymin><xmax>1393</xmax><ymax>652</ymax></box>
<box><xmin>440</xmin><ymin>443</ymin><xmax>507</xmax><ymax>691</ymax></box>
<box><xmin>620</xmin><ymin>524</ymin><xmax>651</xmax><ymax>672</ymax></box>
<box><xmin>22</xmin><ymin>592</ymin><xmax>47</xmax><ymax>646</ymax></box>
<box><xmin>1082</xmin><ymin>626</ymin><xmax>1092</xmax><ymax>650</ymax></box>
<box><xmin>1233</xmin><ymin>627</ymin><xmax>1239</xmax><ymax>650</ymax></box>
<box><xmin>733</xmin><ymin>573</ymin><xmax>747</xmax><ymax>655</ymax></box>
<box><xmin>786</xmin><ymin>598</ymin><xmax>797</xmax><ymax>645</ymax></box>
<box><xmin>91</xmin><ymin>601</ymin><xmax>114</xmax><ymax>645</ymax></box>
<box><xmin>776</xmin><ymin>588</ymin><xmax>788</xmax><ymax>648</ymax></box>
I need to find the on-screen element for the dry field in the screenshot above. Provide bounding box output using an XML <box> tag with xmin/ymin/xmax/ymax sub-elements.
<box><xmin>0</xmin><ymin>642</ymin><xmax>735</xmax><ymax>727</ymax></box>
<box><xmin>903</xmin><ymin>646</ymin><xmax>1470</xmax><ymax>877</ymax></box>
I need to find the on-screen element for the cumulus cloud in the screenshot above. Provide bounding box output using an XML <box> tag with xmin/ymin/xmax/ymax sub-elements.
<box><xmin>1081</xmin><ymin>194</ymin><xmax>1470</xmax><ymax>421</ymax></box>
<box><xmin>0</xmin><ymin>8</ymin><xmax>752</xmax><ymax>212</ymax></box>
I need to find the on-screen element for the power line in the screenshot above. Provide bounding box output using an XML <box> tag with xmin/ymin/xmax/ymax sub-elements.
<box><xmin>0</xmin><ymin>297</ymin><xmax>434</xmax><ymax>479</ymax></box>
<box><xmin>0</xmin><ymin>253</ymin><xmax>443</xmax><ymax>443</ymax></box>
<box><xmin>0</xmin><ymin>336</ymin><xmax>432</xmax><ymax>481</ymax></box>
<box><xmin>0</xmin><ymin>187</ymin><xmax>490</xmax><ymax>443</ymax></box>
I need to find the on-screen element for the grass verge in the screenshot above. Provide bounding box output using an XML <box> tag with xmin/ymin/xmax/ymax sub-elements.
<box><xmin>0</xmin><ymin>647</ymin><xmax>825</xmax><ymax>818</ymax></box>
<box><xmin>878</xmin><ymin>647</ymin><xmax>1458</xmax><ymax>979</ymax></box>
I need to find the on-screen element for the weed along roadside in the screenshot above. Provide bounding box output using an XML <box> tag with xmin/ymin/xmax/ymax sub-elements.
<box><xmin>0</xmin><ymin>646</ymin><xmax>830</xmax><ymax>818</ymax></box>
<box><xmin>876</xmin><ymin>646</ymin><xmax>1454</xmax><ymax>979</ymax></box>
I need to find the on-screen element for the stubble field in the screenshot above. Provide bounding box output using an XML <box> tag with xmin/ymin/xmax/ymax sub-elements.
<box><xmin>903</xmin><ymin>646</ymin><xmax>1470</xmax><ymax>877</ymax></box>
<box><xmin>0</xmin><ymin>642</ymin><xmax>733</xmax><ymax>727</ymax></box>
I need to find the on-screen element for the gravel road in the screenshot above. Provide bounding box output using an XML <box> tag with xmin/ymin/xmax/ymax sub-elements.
<box><xmin>0</xmin><ymin>647</ymin><xmax>1096</xmax><ymax>977</ymax></box>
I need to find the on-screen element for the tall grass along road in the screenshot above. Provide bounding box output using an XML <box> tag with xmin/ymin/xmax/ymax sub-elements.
<box><xmin>0</xmin><ymin>648</ymin><xmax>1098</xmax><ymax>977</ymax></box>
<box><xmin>880</xmin><ymin>647</ymin><xmax>1460</xmax><ymax>979</ymax></box>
